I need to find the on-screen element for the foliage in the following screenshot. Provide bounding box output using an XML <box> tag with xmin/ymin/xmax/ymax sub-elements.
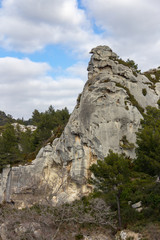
<box><xmin>157</xmin><ymin>99</ymin><xmax>160</xmax><ymax>108</ymax></box>
<box><xmin>30</xmin><ymin>106</ymin><xmax>70</xmax><ymax>148</ymax></box>
<box><xmin>0</xmin><ymin>111</ymin><xmax>14</xmax><ymax>126</ymax></box>
<box><xmin>90</xmin><ymin>151</ymin><xmax>132</xmax><ymax>194</ymax></box>
<box><xmin>0</xmin><ymin>106</ymin><xmax>70</xmax><ymax>171</ymax></box>
<box><xmin>135</xmin><ymin>106</ymin><xmax>160</xmax><ymax>176</ymax></box>
<box><xmin>120</xmin><ymin>136</ymin><xmax>135</xmax><ymax>150</ymax></box>
<box><xmin>89</xmin><ymin>147</ymin><xmax>159</xmax><ymax>230</ymax></box>
<box><xmin>75</xmin><ymin>234</ymin><xmax>83</xmax><ymax>240</ymax></box>
<box><xmin>76</xmin><ymin>93</ymin><xmax>82</xmax><ymax>108</ymax></box>
<box><xmin>142</xmin><ymin>88</ymin><xmax>147</xmax><ymax>96</ymax></box>
<box><xmin>90</xmin><ymin>150</ymin><xmax>132</xmax><ymax>229</ymax></box>
<box><xmin>117</xmin><ymin>58</ymin><xmax>140</xmax><ymax>73</ymax></box>
<box><xmin>144</xmin><ymin>70</ymin><xmax>160</xmax><ymax>84</ymax></box>
<box><xmin>0</xmin><ymin>124</ymin><xmax>22</xmax><ymax>171</ymax></box>
<box><xmin>127</xmin><ymin>106</ymin><xmax>160</xmax><ymax>227</ymax></box>
<box><xmin>0</xmin><ymin>197</ymin><xmax>114</xmax><ymax>240</ymax></box>
<box><xmin>125</xmin><ymin>59</ymin><xmax>139</xmax><ymax>71</ymax></box>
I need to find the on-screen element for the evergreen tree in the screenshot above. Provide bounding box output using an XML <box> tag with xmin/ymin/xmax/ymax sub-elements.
<box><xmin>0</xmin><ymin>106</ymin><xmax>70</xmax><ymax>171</ymax></box>
<box><xmin>135</xmin><ymin>106</ymin><xmax>160</xmax><ymax>177</ymax></box>
<box><xmin>126</xmin><ymin>59</ymin><xmax>138</xmax><ymax>71</ymax></box>
<box><xmin>2</xmin><ymin>123</ymin><xmax>18</xmax><ymax>153</ymax></box>
<box><xmin>0</xmin><ymin>123</ymin><xmax>21</xmax><ymax>171</ymax></box>
<box><xmin>31</xmin><ymin>109</ymin><xmax>42</xmax><ymax>125</ymax></box>
<box><xmin>90</xmin><ymin>150</ymin><xmax>132</xmax><ymax>229</ymax></box>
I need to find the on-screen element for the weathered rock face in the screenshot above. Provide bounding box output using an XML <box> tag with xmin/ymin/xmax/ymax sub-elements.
<box><xmin>0</xmin><ymin>46</ymin><xmax>159</xmax><ymax>207</ymax></box>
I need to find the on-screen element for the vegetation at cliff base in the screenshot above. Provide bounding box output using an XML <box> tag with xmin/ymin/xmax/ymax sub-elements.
<box><xmin>1</xmin><ymin>104</ymin><xmax>160</xmax><ymax>237</ymax></box>
<box><xmin>90</xmin><ymin>151</ymin><xmax>132</xmax><ymax>229</ymax></box>
<box><xmin>135</xmin><ymin>106</ymin><xmax>160</xmax><ymax>176</ymax></box>
<box><xmin>89</xmin><ymin>106</ymin><xmax>160</xmax><ymax>234</ymax></box>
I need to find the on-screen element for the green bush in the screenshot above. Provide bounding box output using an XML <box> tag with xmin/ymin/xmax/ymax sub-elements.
<box><xmin>117</xmin><ymin>58</ymin><xmax>140</xmax><ymax>73</ymax></box>
<box><xmin>0</xmin><ymin>106</ymin><xmax>70</xmax><ymax>171</ymax></box>
<box><xmin>157</xmin><ymin>99</ymin><xmax>160</xmax><ymax>108</ymax></box>
<box><xmin>144</xmin><ymin>70</ymin><xmax>160</xmax><ymax>84</ymax></box>
<box><xmin>75</xmin><ymin>234</ymin><xmax>83</xmax><ymax>240</ymax></box>
<box><xmin>120</xmin><ymin>136</ymin><xmax>135</xmax><ymax>150</ymax></box>
<box><xmin>142</xmin><ymin>88</ymin><xmax>147</xmax><ymax>96</ymax></box>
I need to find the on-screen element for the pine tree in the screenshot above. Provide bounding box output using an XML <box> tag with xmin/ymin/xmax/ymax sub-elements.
<box><xmin>90</xmin><ymin>151</ymin><xmax>132</xmax><ymax>229</ymax></box>
<box><xmin>135</xmin><ymin>106</ymin><xmax>160</xmax><ymax>177</ymax></box>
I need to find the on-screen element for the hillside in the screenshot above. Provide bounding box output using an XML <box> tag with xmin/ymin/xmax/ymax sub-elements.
<box><xmin>1</xmin><ymin>46</ymin><xmax>160</xmax><ymax>239</ymax></box>
<box><xmin>0</xmin><ymin>106</ymin><xmax>70</xmax><ymax>172</ymax></box>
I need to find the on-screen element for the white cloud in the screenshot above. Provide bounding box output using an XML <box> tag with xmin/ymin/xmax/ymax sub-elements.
<box><xmin>0</xmin><ymin>0</ymin><xmax>160</xmax><ymax>70</ymax></box>
<box><xmin>0</xmin><ymin>57</ymin><xmax>85</xmax><ymax>119</ymax></box>
<box><xmin>82</xmin><ymin>0</ymin><xmax>160</xmax><ymax>71</ymax></box>
<box><xmin>0</xmin><ymin>57</ymin><xmax>50</xmax><ymax>81</ymax></box>
<box><xmin>66</xmin><ymin>61</ymin><xmax>88</xmax><ymax>80</ymax></box>
<box><xmin>0</xmin><ymin>0</ymin><xmax>104</xmax><ymax>55</ymax></box>
<box><xmin>1</xmin><ymin>0</ymin><xmax>160</xmax><ymax>119</ymax></box>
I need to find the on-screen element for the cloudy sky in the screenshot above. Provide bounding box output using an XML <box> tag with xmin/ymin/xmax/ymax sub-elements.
<box><xmin>0</xmin><ymin>0</ymin><xmax>160</xmax><ymax>119</ymax></box>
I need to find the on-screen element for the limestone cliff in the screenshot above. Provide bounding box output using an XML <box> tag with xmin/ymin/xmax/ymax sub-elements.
<box><xmin>0</xmin><ymin>46</ymin><xmax>159</xmax><ymax>207</ymax></box>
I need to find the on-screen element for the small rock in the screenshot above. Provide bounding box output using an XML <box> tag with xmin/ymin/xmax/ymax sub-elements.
<box><xmin>132</xmin><ymin>201</ymin><xmax>142</xmax><ymax>209</ymax></box>
<box><xmin>115</xmin><ymin>230</ymin><xmax>142</xmax><ymax>240</ymax></box>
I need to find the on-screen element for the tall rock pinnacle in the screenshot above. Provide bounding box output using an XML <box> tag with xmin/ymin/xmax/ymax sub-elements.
<box><xmin>0</xmin><ymin>46</ymin><xmax>159</xmax><ymax>207</ymax></box>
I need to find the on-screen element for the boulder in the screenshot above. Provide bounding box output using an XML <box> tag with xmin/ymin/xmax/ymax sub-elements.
<box><xmin>115</xmin><ymin>230</ymin><xmax>142</xmax><ymax>240</ymax></box>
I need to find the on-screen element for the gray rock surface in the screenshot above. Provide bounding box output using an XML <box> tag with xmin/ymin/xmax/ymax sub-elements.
<box><xmin>0</xmin><ymin>45</ymin><xmax>159</xmax><ymax>207</ymax></box>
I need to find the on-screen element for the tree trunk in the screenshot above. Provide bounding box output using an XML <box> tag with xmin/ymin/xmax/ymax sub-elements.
<box><xmin>116</xmin><ymin>194</ymin><xmax>122</xmax><ymax>229</ymax></box>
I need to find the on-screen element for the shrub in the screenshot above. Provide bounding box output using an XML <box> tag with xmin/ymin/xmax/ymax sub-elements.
<box><xmin>117</xmin><ymin>58</ymin><xmax>140</xmax><ymax>73</ymax></box>
<box><xmin>120</xmin><ymin>136</ymin><xmax>135</xmax><ymax>150</ymax></box>
<box><xmin>75</xmin><ymin>234</ymin><xmax>83</xmax><ymax>240</ymax></box>
<box><xmin>142</xmin><ymin>88</ymin><xmax>147</xmax><ymax>96</ymax></box>
<box><xmin>157</xmin><ymin>99</ymin><xmax>160</xmax><ymax>108</ymax></box>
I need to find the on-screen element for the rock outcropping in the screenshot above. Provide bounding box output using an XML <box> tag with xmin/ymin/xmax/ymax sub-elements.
<box><xmin>0</xmin><ymin>46</ymin><xmax>159</xmax><ymax>207</ymax></box>
<box><xmin>12</xmin><ymin>123</ymin><xmax>37</xmax><ymax>132</ymax></box>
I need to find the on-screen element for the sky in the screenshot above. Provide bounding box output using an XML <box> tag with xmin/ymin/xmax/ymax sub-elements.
<box><xmin>0</xmin><ymin>0</ymin><xmax>160</xmax><ymax>119</ymax></box>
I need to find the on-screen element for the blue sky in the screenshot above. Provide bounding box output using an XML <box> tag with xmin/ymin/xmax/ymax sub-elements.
<box><xmin>0</xmin><ymin>0</ymin><xmax>160</xmax><ymax>119</ymax></box>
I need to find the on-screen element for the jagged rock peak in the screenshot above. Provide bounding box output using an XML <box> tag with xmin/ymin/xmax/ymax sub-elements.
<box><xmin>87</xmin><ymin>45</ymin><xmax>118</xmax><ymax>80</ymax></box>
<box><xmin>89</xmin><ymin>45</ymin><xmax>117</xmax><ymax>58</ymax></box>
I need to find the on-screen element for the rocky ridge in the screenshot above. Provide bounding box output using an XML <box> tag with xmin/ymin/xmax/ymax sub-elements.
<box><xmin>0</xmin><ymin>46</ymin><xmax>159</xmax><ymax>207</ymax></box>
